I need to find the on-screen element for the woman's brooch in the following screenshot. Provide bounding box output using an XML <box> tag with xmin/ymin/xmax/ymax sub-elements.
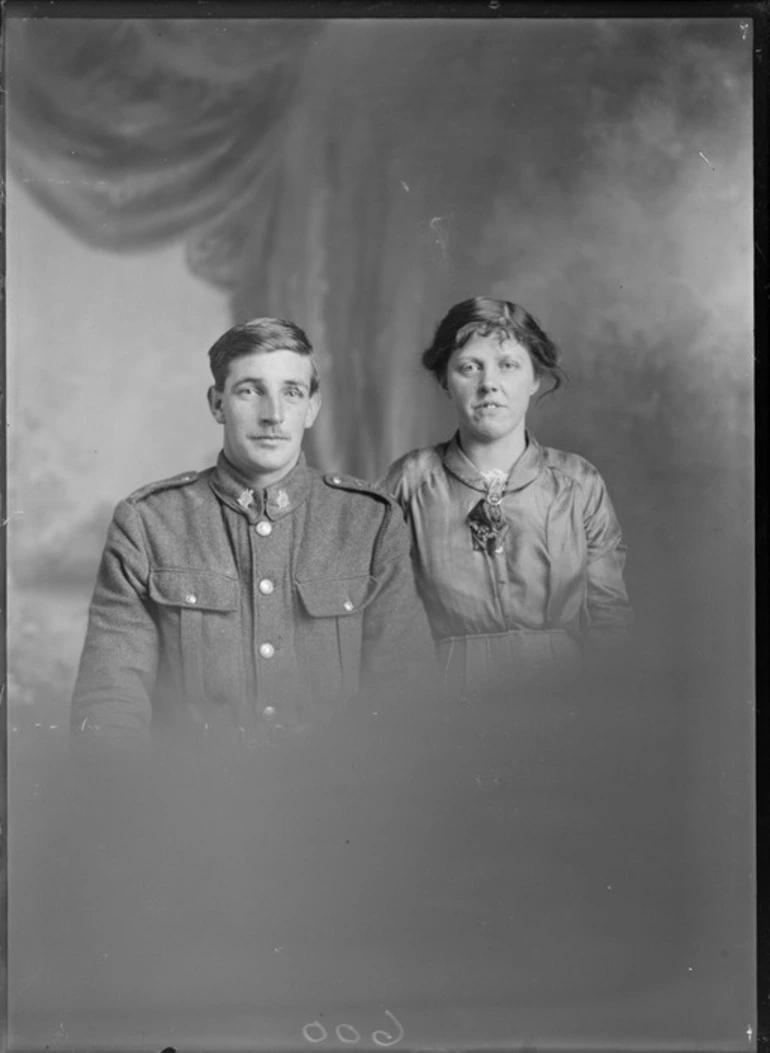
<box><xmin>467</xmin><ymin>470</ymin><xmax>508</xmax><ymax>554</ymax></box>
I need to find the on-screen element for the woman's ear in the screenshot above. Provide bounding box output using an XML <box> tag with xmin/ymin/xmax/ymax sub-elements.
<box><xmin>530</xmin><ymin>376</ymin><xmax>541</xmax><ymax>396</ymax></box>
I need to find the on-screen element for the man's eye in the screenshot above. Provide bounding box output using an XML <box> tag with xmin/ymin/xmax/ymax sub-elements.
<box><xmin>286</xmin><ymin>388</ymin><xmax>303</xmax><ymax>399</ymax></box>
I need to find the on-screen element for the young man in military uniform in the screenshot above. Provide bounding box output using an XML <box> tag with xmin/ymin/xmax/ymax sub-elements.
<box><xmin>71</xmin><ymin>317</ymin><xmax>436</xmax><ymax>748</ymax></box>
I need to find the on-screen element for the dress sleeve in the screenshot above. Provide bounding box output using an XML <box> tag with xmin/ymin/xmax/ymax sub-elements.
<box><xmin>582</xmin><ymin>470</ymin><xmax>634</xmax><ymax>639</ymax></box>
<box><xmin>70</xmin><ymin>500</ymin><xmax>159</xmax><ymax>745</ymax></box>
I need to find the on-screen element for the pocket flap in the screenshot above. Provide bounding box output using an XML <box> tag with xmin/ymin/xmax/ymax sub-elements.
<box><xmin>295</xmin><ymin>575</ymin><xmax>376</xmax><ymax>618</ymax></box>
<box><xmin>149</xmin><ymin>568</ymin><xmax>240</xmax><ymax>612</ymax></box>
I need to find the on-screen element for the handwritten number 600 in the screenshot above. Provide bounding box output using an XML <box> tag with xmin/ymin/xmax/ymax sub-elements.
<box><xmin>302</xmin><ymin>1009</ymin><xmax>405</xmax><ymax>1046</ymax></box>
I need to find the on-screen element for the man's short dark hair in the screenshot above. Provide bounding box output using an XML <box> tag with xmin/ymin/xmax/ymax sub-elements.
<box><xmin>208</xmin><ymin>317</ymin><xmax>320</xmax><ymax>393</ymax></box>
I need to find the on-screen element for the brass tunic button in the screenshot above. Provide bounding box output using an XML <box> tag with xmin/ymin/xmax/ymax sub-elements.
<box><xmin>259</xmin><ymin>642</ymin><xmax>275</xmax><ymax>658</ymax></box>
<box><xmin>343</xmin><ymin>600</ymin><xmax>354</xmax><ymax>612</ymax></box>
<box><xmin>185</xmin><ymin>594</ymin><xmax>198</xmax><ymax>605</ymax></box>
<box><xmin>331</xmin><ymin>475</ymin><xmax>341</xmax><ymax>484</ymax></box>
<box><xmin>259</xmin><ymin>579</ymin><xmax>275</xmax><ymax>595</ymax></box>
<box><xmin>256</xmin><ymin>520</ymin><xmax>273</xmax><ymax>536</ymax></box>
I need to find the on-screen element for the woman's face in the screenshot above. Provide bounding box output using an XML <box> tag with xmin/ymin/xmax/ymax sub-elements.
<box><xmin>444</xmin><ymin>333</ymin><xmax>540</xmax><ymax>445</ymax></box>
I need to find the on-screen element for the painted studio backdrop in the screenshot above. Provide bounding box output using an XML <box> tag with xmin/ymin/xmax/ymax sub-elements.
<box><xmin>5</xmin><ymin>13</ymin><xmax>755</xmax><ymax>1053</ymax></box>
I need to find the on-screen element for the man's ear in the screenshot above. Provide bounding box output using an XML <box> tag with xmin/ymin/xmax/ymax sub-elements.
<box><xmin>207</xmin><ymin>386</ymin><xmax>225</xmax><ymax>424</ymax></box>
<box><xmin>304</xmin><ymin>390</ymin><xmax>322</xmax><ymax>430</ymax></box>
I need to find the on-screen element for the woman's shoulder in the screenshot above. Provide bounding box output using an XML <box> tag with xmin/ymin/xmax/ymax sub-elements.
<box><xmin>378</xmin><ymin>443</ymin><xmax>448</xmax><ymax>500</ymax></box>
<box><xmin>538</xmin><ymin>443</ymin><xmax>607</xmax><ymax>491</ymax></box>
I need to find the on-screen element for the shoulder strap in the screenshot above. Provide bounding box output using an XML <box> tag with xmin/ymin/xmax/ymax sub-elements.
<box><xmin>126</xmin><ymin>470</ymin><xmax>200</xmax><ymax>502</ymax></box>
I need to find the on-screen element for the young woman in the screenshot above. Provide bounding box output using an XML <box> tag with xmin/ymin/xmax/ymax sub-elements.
<box><xmin>380</xmin><ymin>297</ymin><xmax>633</xmax><ymax>697</ymax></box>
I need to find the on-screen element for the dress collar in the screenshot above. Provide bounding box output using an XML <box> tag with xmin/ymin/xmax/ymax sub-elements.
<box><xmin>442</xmin><ymin>431</ymin><xmax>544</xmax><ymax>494</ymax></box>
<box><xmin>210</xmin><ymin>450</ymin><xmax>312</xmax><ymax>521</ymax></box>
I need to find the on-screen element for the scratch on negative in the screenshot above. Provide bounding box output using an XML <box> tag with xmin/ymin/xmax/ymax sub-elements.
<box><xmin>429</xmin><ymin>215</ymin><xmax>451</xmax><ymax>260</ymax></box>
<box><xmin>698</xmin><ymin>151</ymin><xmax>714</xmax><ymax>169</ymax></box>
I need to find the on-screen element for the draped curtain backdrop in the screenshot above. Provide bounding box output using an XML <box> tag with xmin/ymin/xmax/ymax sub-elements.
<box><xmin>7</xmin><ymin>14</ymin><xmax>753</xmax><ymax>680</ymax></box>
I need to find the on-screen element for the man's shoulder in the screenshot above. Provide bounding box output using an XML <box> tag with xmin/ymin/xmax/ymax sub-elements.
<box><xmin>311</xmin><ymin>469</ymin><xmax>396</xmax><ymax>508</ymax></box>
<box><xmin>302</xmin><ymin>470</ymin><xmax>409</xmax><ymax>564</ymax></box>
<box><xmin>124</xmin><ymin>468</ymin><xmax>212</xmax><ymax>505</ymax></box>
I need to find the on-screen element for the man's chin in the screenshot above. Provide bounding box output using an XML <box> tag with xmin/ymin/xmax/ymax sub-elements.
<box><xmin>227</xmin><ymin>445</ymin><xmax>298</xmax><ymax>483</ymax></box>
<box><xmin>248</xmin><ymin>457</ymin><xmax>292</xmax><ymax>477</ymax></box>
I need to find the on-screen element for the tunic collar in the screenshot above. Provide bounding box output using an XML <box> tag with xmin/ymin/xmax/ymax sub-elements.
<box><xmin>442</xmin><ymin>431</ymin><xmax>544</xmax><ymax>494</ymax></box>
<box><xmin>210</xmin><ymin>450</ymin><xmax>312</xmax><ymax>521</ymax></box>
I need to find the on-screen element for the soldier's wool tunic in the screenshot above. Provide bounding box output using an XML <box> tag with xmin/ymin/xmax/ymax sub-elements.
<box><xmin>72</xmin><ymin>452</ymin><xmax>436</xmax><ymax>744</ymax></box>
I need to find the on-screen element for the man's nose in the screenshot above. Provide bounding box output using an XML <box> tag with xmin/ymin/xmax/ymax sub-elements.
<box><xmin>259</xmin><ymin>393</ymin><xmax>284</xmax><ymax>422</ymax></box>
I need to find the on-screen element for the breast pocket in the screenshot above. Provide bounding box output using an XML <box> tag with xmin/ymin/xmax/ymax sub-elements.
<box><xmin>148</xmin><ymin>568</ymin><xmax>241</xmax><ymax>707</ymax></box>
<box><xmin>294</xmin><ymin>575</ymin><xmax>377</xmax><ymax>701</ymax></box>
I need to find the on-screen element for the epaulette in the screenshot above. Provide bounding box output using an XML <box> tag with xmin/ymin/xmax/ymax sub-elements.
<box><xmin>126</xmin><ymin>470</ymin><xmax>200</xmax><ymax>502</ymax></box>
<box><xmin>323</xmin><ymin>472</ymin><xmax>394</xmax><ymax>503</ymax></box>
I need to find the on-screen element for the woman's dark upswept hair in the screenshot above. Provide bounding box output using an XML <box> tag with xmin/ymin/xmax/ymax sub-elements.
<box><xmin>208</xmin><ymin>317</ymin><xmax>320</xmax><ymax>394</ymax></box>
<box><xmin>422</xmin><ymin>297</ymin><xmax>565</xmax><ymax>396</ymax></box>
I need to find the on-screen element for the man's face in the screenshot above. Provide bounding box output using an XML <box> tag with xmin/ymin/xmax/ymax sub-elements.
<box><xmin>208</xmin><ymin>350</ymin><xmax>321</xmax><ymax>487</ymax></box>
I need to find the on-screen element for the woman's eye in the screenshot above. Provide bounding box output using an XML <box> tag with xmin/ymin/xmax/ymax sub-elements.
<box><xmin>457</xmin><ymin>363</ymin><xmax>476</xmax><ymax>375</ymax></box>
<box><xmin>500</xmin><ymin>360</ymin><xmax>521</xmax><ymax>371</ymax></box>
